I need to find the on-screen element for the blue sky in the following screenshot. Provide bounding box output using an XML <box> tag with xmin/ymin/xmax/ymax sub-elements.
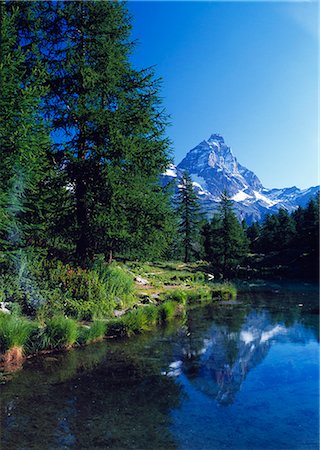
<box><xmin>127</xmin><ymin>1</ymin><xmax>318</xmax><ymax>189</ymax></box>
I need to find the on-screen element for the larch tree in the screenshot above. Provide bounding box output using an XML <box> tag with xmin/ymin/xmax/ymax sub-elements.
<box><xmin>32</xmin><ymin>0</ymin><xmax>172</xmax><ymax>263</ymax></box>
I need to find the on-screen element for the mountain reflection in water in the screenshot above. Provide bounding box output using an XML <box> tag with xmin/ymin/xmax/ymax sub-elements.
<box><xmin>0</xmin><ymin>282</ymin><xmax>318</xmax><ymax>450</ymax></box>
<box><xmin>171</xmin><ymin>308</ymin><xmax>314</xmax><ymax>405</ymax></box>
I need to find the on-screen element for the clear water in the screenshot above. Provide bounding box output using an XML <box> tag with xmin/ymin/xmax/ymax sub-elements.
<box><xmin>1</xmin><ymin>281</ymin><xmax>319</xmax><ymax>449</ymax></box>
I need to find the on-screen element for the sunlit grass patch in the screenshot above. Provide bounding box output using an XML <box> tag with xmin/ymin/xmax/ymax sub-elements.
<box><xmin>41</xmin><ymin>316</ymin><xmax>79</xmax><ymax>350</ymax></box>
<box><xmin>0</xmin><ymin>313</ymin><xmax>35</xmax><ymax>353</ymax></box>
<box><xmin>78</xmin><ymin>320</ymin><xmax>107</xmax><ymax>344</ymax></box>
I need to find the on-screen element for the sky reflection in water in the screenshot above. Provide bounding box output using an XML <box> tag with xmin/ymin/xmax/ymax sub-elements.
<box><xmin>1</xmin><ymin>281</ymin><xmax>318</xmax><ymax>449</ymax></box>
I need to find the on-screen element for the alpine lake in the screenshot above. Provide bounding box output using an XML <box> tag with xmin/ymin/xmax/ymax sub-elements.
<box><xmin>1</xmin><ymin>280</ymin><xmax>319</xmax><ymax>450</ymax></box>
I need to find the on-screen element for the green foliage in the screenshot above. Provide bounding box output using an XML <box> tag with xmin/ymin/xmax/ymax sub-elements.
<box><xmin>105</xmin><ymin>318</ymin><xmax>129</xmax><ymax>338</ymax></box>
<box><xmin>194</xmin><ymin>271</ymin><xmax>205</xmax><ymax>282</ymax></box>
<box><xmin>203</xmin><ymin>191</ymin><xmax>248</xmax><ymax>277</ymax></box>
<box><xmin>0</xmin><ymin>314</ymin><xmax>35</xmax><ymax>352</ymax></box>
<box><xmin>176</xmin><ymin>172</ymin><xmax>202</xmax><ymax>262</ymax></box>
<box><xmin>0</xmin><ymin>3</ymin><xmax>56</xmax><ymax>254</ymax></box>
<box><xmin>29</xmin><ymin>1</ymin><xmax>173</xmax><ymax>262</ymax></box>
<box><xmin>139</xmin><ymin>267</ymin><xmax>205</xmax><ymax>287</ymax></box>
<box><xmin>158</xmin><ymin>301</ymin><xmax>178</xmax><ymax>322</ymax></box>
<box><xmin>246</xmin><ymin>222</ymin><xmax>261</xmax><ymax>253</ymax></box>
<box><xmin>211</xmin><ymin>283</ymin><xmax>237</xmax><ymax>301</ymax></box>
<box><xmin>122</xmin><ymin>307</ymin><xmax>155</xmax><ymax>335</ymax></box>
<box><xmin>92</xmin><ymin>262</ymin><xmax>135</xmax><ymax>308</ymax></box>
<box><xmin>41</xmin><ymin>316</ymin><xmax>79</xmax><ymax>350</ymax></box>
<box><xmin>0</xmin><ymin>257</ymin><xmax>136</xmax><ymax>320</ymax></box>
<box><xmin>184</xmin><ymin>286</ymin><xmax>212</xmax><ymax>304</ymax></box>
<box><xmin>78</xmin><ymin>321</ymin><xmax>107</xmax><ymax>345</ymax></box>
<box><xmin>142</xmin><ymin>304</ymin><xmax>159</xmax><ymax>325</ymax></box>
<box><xmin>246</xmin><ymin>195</ymin><xmax>319</xmax><ymax>279</ymax></box>
<box><xmin>162</xmin><ymin>289</ymin><xmax>187</xmax><ymax>304</ymax></box>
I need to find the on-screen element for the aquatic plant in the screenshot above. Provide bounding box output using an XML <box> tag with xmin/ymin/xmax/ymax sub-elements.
<box><xmin>142</xmin><ymin>304</ymin><xmax>159</xmax><ymax>325</ymax></box>
<box><xmin>105</xmin><ymin>318</ymin><xmax>129</xmax><ymax>337</ymax></box>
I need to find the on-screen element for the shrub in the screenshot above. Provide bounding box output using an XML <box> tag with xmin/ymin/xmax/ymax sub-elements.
<box><xmin>33</xmin><ymin>261</ymin><xmax>136</xmax><ymax>320</ymax></box>
<box><xmin>42</xmin><ymin>316</ymin><xmax>78</xmax><ymax>349</ymax></box>
<box><xmin>78</xmin><ymin>321</ymin><xmax>107</xmax><ymax>345</ymax></box>
<box><xmin>0</xmin><ymin>314</ymin><xmax>35</xmax><ymax>353</ymax></box>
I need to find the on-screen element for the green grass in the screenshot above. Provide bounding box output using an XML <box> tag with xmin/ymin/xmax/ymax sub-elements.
<box><xmin>78</xmin><ymin>320</ymin><xmax>107</xmax><ymax>345</ymax></box>
<box><xmin>105</xmin><ymin>318</ymin><xmax>129</xmax><ymax>337</ymax></box>
<box><xmin>122</xmin><ymin>307</ymin><xmax>154</xmax><ymax>335</ymax></box>
<box><xmin>104</xmin><ymin>301</ymin><xmax>184</xmax><ymax>338</ymax></box>
<box><xmin>184</xmin><ymin>286</ymin><xmax>212</xmax><ymax>304</ymax></box>
<box><xmin>0</xmin><ymin>260</ymin><xmax>237</xmax><ymax>356</ymax></box>
<box><xmin>211</xmin><ymin>283</ymin><xmax>237</xmax><ymax>300</ymax></box>
<box><xmin>40</xmin><ymin>316</ymin><xmax>79</xmax><ymax>350</ymax></box>
<box><xmin>0</xmin><ymin>313</ymin><xmax>35</xmax><ymax>353</ymax></box>
<box><xmin>162</xmin><ymin>289</ymin><xmax>187</xmax><ymax>304</ymax></box>
<box><xmin>158</xmin><ymin>300</ymin><xmax>178</xmax><ymax>322</ymax></box>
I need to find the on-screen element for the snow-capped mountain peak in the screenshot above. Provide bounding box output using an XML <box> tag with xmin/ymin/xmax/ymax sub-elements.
<box><xmin>162</xmin><ymin>133</ymin><xmax>319</xmax><ymax>223</ymax></box>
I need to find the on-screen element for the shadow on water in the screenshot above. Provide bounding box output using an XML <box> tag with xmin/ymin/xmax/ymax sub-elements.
<box><xmin>0</xmin><ymin>281</ymin><xmax>319</xmax><ymax>449</ymax></box>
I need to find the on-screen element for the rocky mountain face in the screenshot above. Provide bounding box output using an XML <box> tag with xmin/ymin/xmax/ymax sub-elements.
<box><xmin>162</xmin><ymin>134</ymin><xmax>319</xmax><ymax>223</ymax></box>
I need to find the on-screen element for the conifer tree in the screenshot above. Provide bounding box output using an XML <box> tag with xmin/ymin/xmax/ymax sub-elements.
<box><xmin>176</xmin><ymin>172</ymin><xmax>201</xmax><ymax>262</ymax></box>
<box><xmin>259</xmin><ymin>214</ymin><xmax>279</xmax><ymax>253</ymax></box>
<box><xmin>0</xmin><ymin>2</ymin><xmax>52</xmax><ymax>254</ymax></box>
<box><xmin>246</xmin><ymin>221</ymin><xmax>261</xmax><ymax>253</ymax></box>
<box><xmin>33</xmin><ymin>0</ymin><xmax>171</xmax><ymax>263</ymax></box>
<box><xmin>204</xmin><ymin>191</ymin><xmax>248</xmax><ymax>277</ymax></box>
<box><xmin>302</xmin><ymin>196</ymin><xmax>319</xmax><ymax>251</ymax></box>
<box><xmin>274</xmin><ymin>208</ymin><xmax>296</xmax><ymax>250</ymax></box>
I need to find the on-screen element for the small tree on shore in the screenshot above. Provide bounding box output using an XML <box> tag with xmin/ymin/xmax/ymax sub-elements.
<box><xmin>176</xmin><ymin>172</ymin><xmax>201</xmax><ymax>262</ymax></box>
<box><xmin>203</xmin><ymin>191</ymin><xmax>248</xmax><ymax>277</ymax></box>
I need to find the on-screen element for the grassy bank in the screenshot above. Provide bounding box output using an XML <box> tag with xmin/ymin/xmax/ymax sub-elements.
<box><xmin>0</xmin><ymin>259</ymin><xmax>236</xmax><ymax>367</ymax></box>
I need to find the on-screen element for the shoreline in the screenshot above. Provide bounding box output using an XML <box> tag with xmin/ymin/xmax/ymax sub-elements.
<box><xmin>0</xmin><ymin>271</ymin><xmax>237</xmax><ymax>372</ymax></box>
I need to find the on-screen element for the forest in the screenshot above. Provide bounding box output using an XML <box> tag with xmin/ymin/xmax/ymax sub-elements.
<box><xmin>0</xmin><ymin>1</ymin><xmax>318</xmax><ymax>361</ymax></box>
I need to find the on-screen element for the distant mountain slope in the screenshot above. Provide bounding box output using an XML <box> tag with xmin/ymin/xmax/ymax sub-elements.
<box><xmin>162</xmin><ymin>134</ymin><xmax>319</xmax><ymax>223</ymax></box>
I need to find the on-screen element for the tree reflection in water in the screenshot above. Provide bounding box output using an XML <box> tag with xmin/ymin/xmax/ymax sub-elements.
<box><xmin>0</xmin><ymin>281</ymin><xmax>318</xmax><ymax>449</ymax></box>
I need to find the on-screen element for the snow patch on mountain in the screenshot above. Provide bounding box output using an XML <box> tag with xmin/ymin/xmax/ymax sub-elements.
<box><xmin>232</xmin><ymin>191</ymin><xmax>250</xmax><ymax>202</ymax></box>
<box><xmin>162</xmin><ymin>133</ymin><xmax>319</xmax><ymax>222</ymax></box>
<box><xmin>164</xmin><ymin>164</ymin><xmax>177</xmax><ymax>178</ymax></box>
<box><xmin>253</xmin><ymin>191</ymin><xmax>279</xmax><ymax>207</ymax></box>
